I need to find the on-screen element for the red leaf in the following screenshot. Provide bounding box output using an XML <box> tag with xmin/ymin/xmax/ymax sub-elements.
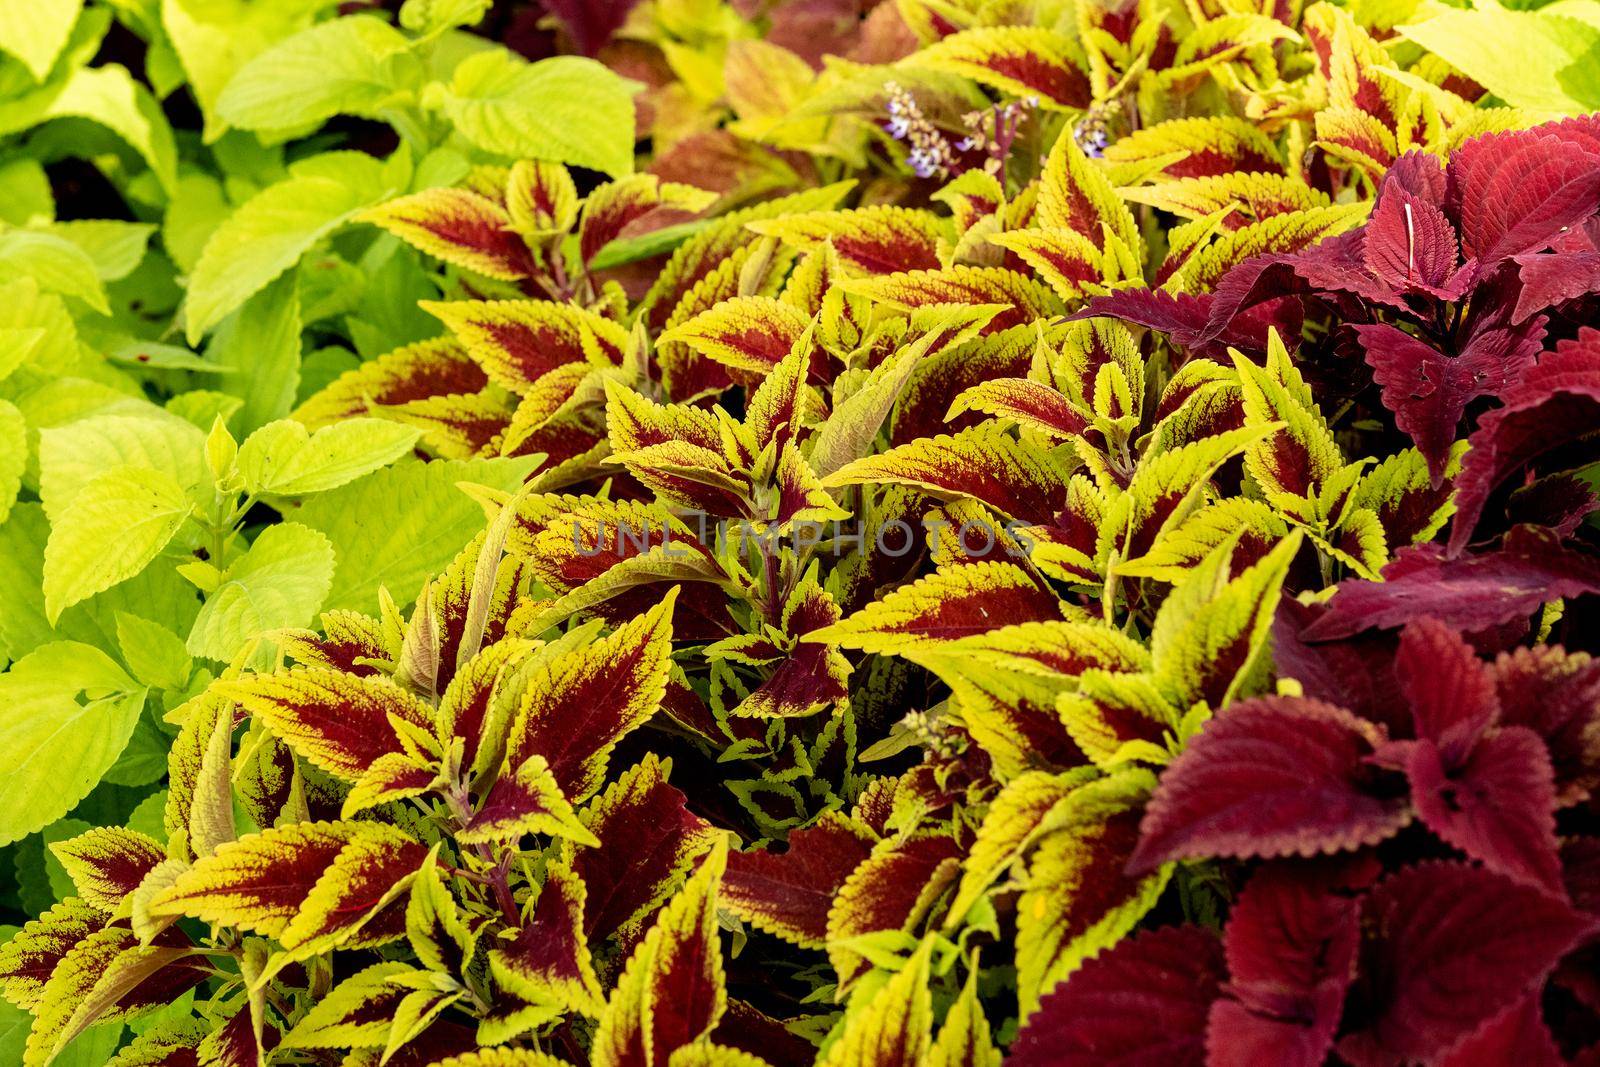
<box><xmin>723</xmin><ymin>812</ymin><xmax>875</xmax><ymax>947</ymax></box>
<box><xmin>1446</xmin><ymin>129</ymin><xmax>1600</xmax><ymax>266</ymax></box>
<box><xmin>1450</xmin><ymin>327</ymin><xmax>1600</xmax><ymax>554</ymax></box>
<box><xmin>1434</xmin><ymin>995</ymin><xmax>1563</xmax><ymax>1067</ymax></box>
<box><xmin>1336</xmin><ymin>862</ymin><xmax>1595</xmax><ymax>1067</ymax></box>
<box><xmin>1402</xmin><ymin>728</ymin><xmax>1563</xmax><ymax>892</ymax></box>
<box><xmin>1009</xmin><ymin>925</ymin><xmax>1225</xmax><ymax>1067</ymax></box>
<box><xmin>1304</xmin><ymin>527</ymin><xmax>1600</xmax><ymax>639</ymax></box>
<box><xmin>1494</xmin><ymin>644</ymin><xmax>1600</xmax><ymax>805</ymax></box>
<box><xmin>1393</xmin><ymin>617</ymin><xmax>1497</xmax><ymax>756</ymax></box>
<box><xmin>1362</xmin><ymin>187</ymin><xmax>1459</xmax><ymax>295</ymax></box>
<box><xmin>1130</xmin><ymin>697</ymin><xmax>1410</xmax><ymax>872</ymax></box>
<box><xmin>1207</xmin><ymin>864</ymin><xmax>1362</xmax><ymax>1067</ymax></box>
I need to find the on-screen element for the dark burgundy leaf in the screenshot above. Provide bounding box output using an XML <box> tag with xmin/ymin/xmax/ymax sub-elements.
<box><xmin>1207</xmin><ymin>864</ymin><xmax>1361</xmax><ymax>1067</ymax></box>
<box><xmin>1401</xmin><ymin>728</ymin><xmax>1563</xmax><ymax>892</ymax></box>
<box><xmin>1450</xmin><ymin>327</ymin><xmax>1600</xmax><ymax>554</ymax></box>
<box><xmin>1393</xmin><ymin>617</ymin><xmax>1498</xmax><ymax>756</ymax></box>
<box><xmin>1009</xmin><ymin>925</ymin><xmax>1225</xmax><ymax>1067</ymax></box>
<box><xmin>1336</xmin><ymin>862</ymin><xmax>1596</xmax><ymax>1067</ymax></box>
<box><xmin>1433</xmin><ymin>995</ymin><xmax>1563</xmax><ymax>1067</ymax></box>
<box><xmin>1303</xmin><ymin>527</ymin><xmax>1600</xmax><ymax>639</ymax></box>
<box><xmin>1129</xmin><ymin>697</ymin><xmax>1410</xmax><ymax>873</ymax></box>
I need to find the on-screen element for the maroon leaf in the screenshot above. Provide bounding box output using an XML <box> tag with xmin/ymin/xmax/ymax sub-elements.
<box><xmin>1303</xmin><ymin>527</ymin><xmax>1600</xmax><ymax>639</ymax></box>
<box><xmin>1362</xmin><ymin>186</ymin><xmax>1459</xmax><ymax>295</ymax></box>
<box><xmin>1130</xmin><ymin>697</ymin><xmax>1411</xmax><ymax>873</ymax></box>
<box><xmin>1009</xmin><ymin>925</ymin><xmax>1225</xmax><ymax>1067</ymax></box>
<box><xmin>1493</xmin><ymin>644</ymin><xmax>1600</xmax><ymax>805</ymax></box>
<box><xmin>1207</xmin><ymin>864</ymin><xmax>1362</xmax><ymax>1067</ymax></box>
<box><xmin>1401</xmin><ymin>728</ymin><xmax>1563</xmax><ymax>892</ymax></box>
<box><xmin>1446</xmin><ymin>129</ymin><xmax>1600</xmax><ymax>267</ymax></box>
<box><xmin>1434</xmin><ymin>995</ymin><xmax>1563</xmax><ymax>1067</ymax></box>
<box><xmin>1393</xmin><ymin>617</ymin><xmax>1498</xmax><ymax>756</ymax></box>
<box><xmin>1336</xmin><ymin>862</ymin><xmax>1595</xmax><ymax>1067</ymax></box>
<box><xmin>723</xmin><ymin>812</ymin><xmax>875</xmax><ymax>948</ymax></box>
<box><xmin>1450</xmin><ymin>327</ymin><xmax>1600</xmax><ymax>554</ymax></box>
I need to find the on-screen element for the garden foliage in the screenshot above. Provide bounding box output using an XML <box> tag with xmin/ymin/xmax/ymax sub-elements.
<box><xmin>1</xmin><ymin>0</ymin><xmax>1599</xmax><ymax>1065</ymax></box>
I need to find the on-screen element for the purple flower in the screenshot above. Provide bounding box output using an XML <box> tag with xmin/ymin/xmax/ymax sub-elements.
<box><xmin>885</xmin><ymin>116</ymin><xmax>910</xmax><ymax>139</ymax></box>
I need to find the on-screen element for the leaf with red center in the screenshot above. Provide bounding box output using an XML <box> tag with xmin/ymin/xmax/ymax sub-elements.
<box><xmin>1102</xmin><ymin>117</ymin><xmax>1282</xmax><ymax>180</ymax></box>
<box><xmin>506</xmin><ymin>159</ymin><xmax>578</xmax><ymax>238</ymax></box>
<box><xmin>490</xmin><ymin>863</ymin><xmax>605</xmax><ymax>1017</ymax></box>
<box><xmin>438</xmin><ymin>639</ymin><xmax>529</xmax><ymax>775</ymax></box>
<box><xmin>0</xmin><ymin>897</ymin><xmax>105</xmax><ymax>1010</ymax></box>
<box><xmin>280</xmin><ymin>961</ymin><xmax>415</xmax><ymax>1050</ymax></box>
<box><xmin>397</xmin><ymin>531</ymin><xmax>529</xmax><ymax>702</ymax></box>
<box><xmin>1009</xmin><ymin>925</ymin><xmax>1225</xmax><ymax>1067</ymax></box>
<box><xmin>1057</xmin><ymin>670</ymin><xmax>1177</xmax><ymax>770</ymax></box>
<box><xmin>749</xmin><ymin>207</ymin><xmax>946</xmax><ymax>275</ymax></box>
<box><xmin>1129</xmin><ymin>697</ymin><xmax>1411</xmax><ymax>872</ymax></box>
<box><xmin>1125</xmin><ymin>173</ymin><xmax>1330</xmax><ymax>226</ymax></box>
<box><xmin>293</xmin><ymin>337</ymin><xmax>489</xmax><ymax>430</ymax></box>
<box><xmin>1303</xmin><ymin>527</ymin><xmax>1600</xmax><ymax>639</ymax></box>
<box><xmin>502</xmin><ymin>589</ymin><xmax>675</xmax><ymax>801</ymax></box>
<box><xmin>218</xmin><ymin>668</ymin><xmax>433</xmax><ymax>782</ymax></box>
<box><xmin>1401</xmin><ymin>727</ymin><xmax>1563</xmax><ymax>892</ymax></box>
<box><xmin>196</xmin><ymin>1003</ymin><xmax>264</xmax><ymax>1067</ymax></box>
<box><xmin>731</xmin><ymin>576</ymin><xmax>851</xmax><ymax>719</ymax></box>
<box><xmin>723</xmin><ymin>811</ymin><xmax>876</xmax><ymax>948</ymax></box>
<box><xmin>827</xmin><ymin>832</ymin><xmax>961</xmax><ymax>987</ymax></box>
<box><xmin>1445</xmin><ymin>129</ymin><xmax>1600</xmax><ymax>266</ymax></box>
<box><xmin>1394</xmin><ymin>616</ymin><xmax>1498</xmax><ymax>755</ymax></box>
<box><xmin>1017</xmin><ymin>772</ymin><xmax>1171</xmax><ymax>1013</ymax></box>
<box><xmin>150</xmin><ymin>821</ymin><xmax>409</xmax><ymax>936</ymax></box>
<box><xmin>988</xmin><ymin>227</ymin><xmax>1106</xmax><ymax>301</ymax></box>
<box><xmin>604</xmin><ymin>382</ymin><xmax>724</xmax><ymax>454</ymax></box>
<box><xmin>1350</xmin><ymin>446</ymin><xmax>1463</xmax><ymax>550</ymax></box>
<box><xmin>1361</xmin><ymin>186</ymin><xmax>1459</xmax><ymax>294</ymax></box>
<box><xmin>269</xmin><ymin>824</ymin><xmax>429</xmax><ymax>964</ymax></box>
<box><xmin>910</xmin><ymin>26</ymin><xmax>1091</xmax><ymax>109</ymax></box>
<box><xmin>1356</xmin><ymin>318</ymin><xmax>1544</xmax><ymax>486</ymax></box>
<box><xmin>1434</xmin><ymin>996</ymin><xmax>1563</xmax><ymax>1067</ymax></box>
<box><xmin>1449</xmin><ymin>327</ymin><xmax>1600</xmax><ymax>554</ymax></box>
<box><xmin>947</xmin><ymin>378</ymin><xmax>1088</xmax><ymax>439</ymax></box>
<box><xmin>386</xmin><ymin>390</ymin><xmax>516</xmax><ymax>460</ymax></box>
<box><xmin>808</xmin><ymin>561</ymin><xmax>1069</xmax><ymax>654</ymax></box>
<box><xmin>276</xmin><ymin>609</ymin><xmax>392</xmax><ymax>676</ymax></box>
<box><xmin>361</xmin><ymin>188</ymin><xmax>535</xmax><ymax>280</ymax></box>
<box><xmin>1336</xmin><ymin>862</ymin><xmax>1596</xmax><ymax>1067</ymax></box>
<box><xmin>461</xmin><ymin>754</ymin><xmax>594</xmax><ymax>846</ymax></box>
<box><xmin>567</xmin><ymin>755</ymin><xmax>720</xmax><ymax>945</ymax></box>
<box><xmin>1493</xmin><ymin>644</ymin><xmax>1600</xmax><ymax>805</ymax></box>
<box><xmin>593</xmin><ymin>841</ymin><xmax>728</xmax><ymax>1067</ymax></box>
<box><xmin>1208</xmin><ymin>864</ymin><xmax>1362</xmax><ymax>1067</ymax></box>
<box><xmin>24</xmin><ymin>926</ymin><xmax>210</xmax><ymax>1066</ymax></box>
<box><xmin>823</xmin><ymin>425</ymin><xmax>1071</xmax><ymax>523</ymax></box>
<box><xmin>657</xmin><ymin>296</ymin><xmax>812</xmax><ymax>376</ymax></box>
<box><xmin>424</xmin><ymin>299</ymin><xmax>628</xmax><ymax>396</ymax></box>
<box><xmin>49</xmin><ymin>827</ymin><xmax>166</xmax><ymax>912</ymax></box>
<box><xmin>819</xmin><ymin>937</ymin><xmax>936</xmax><ymax>1067</ymax></box>
<box><xmin>578</xmin><ymin>174</ymin><xmax>716</xmax><ymax>267</ymax></box>
<box><xmin>842</xmin><ymin>266</ymin><xmax>1063</xmax><ymax>334</ymax></box>
<box><xmin>505</xmin><ymin>496</ymin><xmax>720</xmax><ymax>595</ymax></box>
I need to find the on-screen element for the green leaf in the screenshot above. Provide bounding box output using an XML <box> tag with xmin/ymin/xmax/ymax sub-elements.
<box><xmin>0</xmin><ymin>398</ymin><xmax>24</xmax><ymax>524</ymax></box>
<box><xmin>433</xmin><ymin>51</ymin><xmax>638</xmax><ymax>177</ymax></box>
<box><xmin>42</xmin><ymin>466</ymin><xmax>193</xmax><ymax>623</ymax></box>
<box><xmin>237</xmin><ymin>417</ymin><xmax>421</xmax><ymax>496</ymax></box>
<box><xmin>38</xmin><ymin>412</ymin><xmax>206</xmax><ymax>523</ymax></box>
<box><xmin>1398</xmin><ymin>5</ymin><xmax>1600</xmax><ymax>112</ymax></box>
<box><xmin>160</xmin><ymin>0</ymin><xmax>328</xmax><ymax>139</ymax></box>
<box><xmin>399</xmin><ymin>0</ymin><xmax>492</xmax><ymax>35</ymax></box>
<box><xmin>0</xmin><ymin>0</ymin><xmax>84</xmax><ymax>81</ymax></box>
<box><xmin>0</xmin><ymin>641</ymin><xmax>147</xmax><ymax>846</ymax></box>
<box><xmin>294</xmin><ymin>455</ymin><xmax>538</xmax><ymax>612</ymax></box>
<box><xmin>46</xmin><ymin>220</ymin><xmax>155</xmax><ymax>281</ymax></box>
<box><xmin>216</xmin><ymin>14</ymin><xmax>416</xmax><ymax>133</ymax></box>
<box><xmin>0</xmin><ymin>64</ymin><xmax>179</xmax><ymax>194</ymax></box>
<box><xmin>586</xmin><ymin>220</ymin><xmax>712</xmax><ymax>271</ymax></box>
<box><xmin>0</xmin><ymin>230</ymin><xmax>108</xmax><ymax>313</ymax></box>
<box><xmin>185</xmin><ymin>172</ymin><xmax>383</xmax><ymax>343</ymax></box>
<box><xmin>186</xmin><ymin>521</ymin><xmax>335</xmax><ymax>661</ymax></box>
<box><xmin>115</xmin><ymin>610</ymin><xmax>192</xmax><ymax>690</ymax></box>
<box><xmin>206</xmin><ymin>272</ymin><xmax>303</xmax><ymax>435</ymax></box>
<box><xmin>0</xmin><ymin>157</ymin><xmax>54</xmax><ymax>225</ymax></box>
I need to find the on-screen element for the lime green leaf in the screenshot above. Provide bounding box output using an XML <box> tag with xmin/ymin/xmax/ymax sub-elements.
<box><xmin>0</xmin><ymin>0</ymin><xmax>85</xmax><ymax>81</ymax></box>
<box><xmin>0</xmin><ymin>230</ymin><xmax>108</xmax><ymax>313</ymax></box>
<box><xmin>237</xmin><ymin>418</ymin><xmax>422</xmax><ymax>496</ymax></box>
<box><xmin>160</xmin><ymin>0</ymin><xmax>327</xmax><ymax>139</ymax></box>
<box><xmin>114</xmin><ymin>611</ymin><xmax>192</xmax><ymax>691</ymax></box>
<box><xmin>1398</xmin><ymin>6</ymin><xmax>1600</xmax><ymax>112</ymax></box>
<box><xmin>0</xmin><ymin>398</ymin><xmax>23</xmax><ymax>523</ymax></box>
<box><xmin>294</xmin><ymin>456</ymin><xmax>539</xmax><ymax>613</ymax></box>
<box><xmin>42</xmin><ymin>466</ymin><xmax>193</xmax><ymax>623</ymax></box>
<box><xmin>0</xmin><ymin>65</ymin><xmax>179</xmax><ymax>194</ymax></box>
<box><xmin>185</xmin><ymin>173</ymin><xmax>385</xmax><ymax>343</ymax></box>
<box><xmin>216</xmin><ymin>15</ymin><xmax>416</xmax><ymax>132</ymax></box>
<box><xmin>399</xmin><ymin>0</ymin><xmax>492</xmax><ymax>35</ymax></box>
<box><xmin>186</xmin><ymin>522</ymin><xmax>336</xmax><ymax>661</ymax></box>
<box><xmin>38</xmin><ymin>412</ymin><xmax>206</xmax><ymax>523</ymax></box>
<box><xmin>0</xmin><ymin>641</ymin><xmax>147</xmax><ymax>846</ymax></box>
<box><xmin>433</xmin><ymin>51</ymin><xmax>638</xmax><ymax>177</ymax></box>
